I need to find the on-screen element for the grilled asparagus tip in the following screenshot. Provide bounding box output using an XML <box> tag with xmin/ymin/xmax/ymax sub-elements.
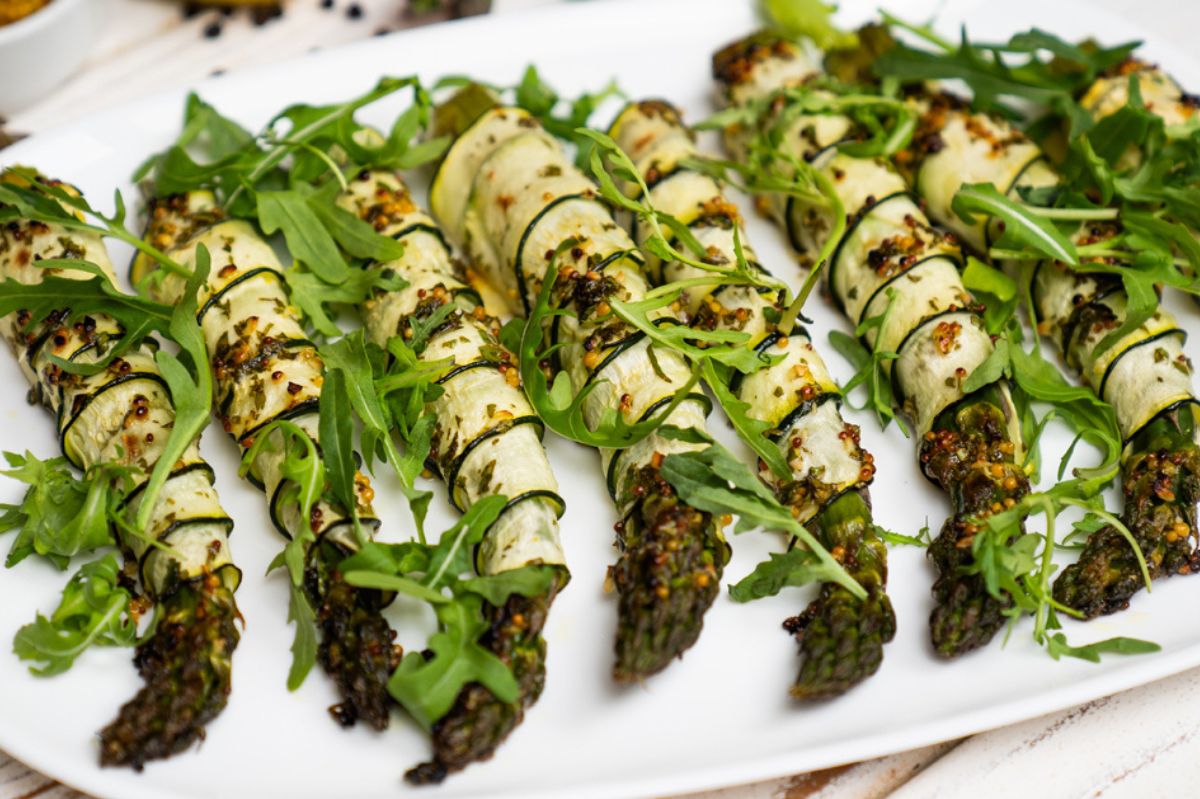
<box><xmin>405</xmin><ymin>578</ymin><xmax>563</xmax><ymax>785</ymax></box>
<box><xmin>1054</xmin><ymin>412</ymin><xmax>1200</xmax><ymax>617</ymax></box>
<box><xmin>98</xmin><ymin>576</ymin><xmax>239</xmax><ymax>770</ymax></box>
<box><xmin>307</xmin><ymin>542</ymin><xmax>400</xmax><ymax>731</ymax></box>
<box><xmin>787</xmin><ymin>491</ymin><xmax>896</xmax><ymax>700</ymax></box>
<box><xmin>611</xmin><ymin>467</ymin><xmax>726</xmax><ymax>683</ymax></box>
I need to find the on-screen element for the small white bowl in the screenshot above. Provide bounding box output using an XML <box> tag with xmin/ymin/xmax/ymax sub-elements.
<box><xmin>0</xmin><ymin>0</ymin><xmax>98</xmax><ymax>117</ymax></box>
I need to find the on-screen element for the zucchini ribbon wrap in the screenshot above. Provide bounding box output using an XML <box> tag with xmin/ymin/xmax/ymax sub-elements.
<box><xmin>907</xmin><ymin>92</ymin><xmax>1200</xmax><ymax>616</ymax></box>
<box><xmin>0</xmin><ymin>175</ymin><xmax>240</xmax><ymax>768</ymax></box>
<box><xmin>135</xmin><ymin>190</ymin><xmax>399</xmax><ymax>729</ymax></box>
<box><xmin>429</xmin><ymin>89</ymin><xmax>729</xmax><ymax>682</ymax></box>
<box><xmin>713</xmin><ymin>34</ymin><xmax>1031</xmax><ymax>658</ymax></box>
<box><xmin>608</xmin><ymin>100</ymin><xmax>895</xmax><ymax>698</ymax></box>
<box><xmin>335</xmin><ymin>169</ymin><xmax>568</xmax><ymax>781</ymax></box>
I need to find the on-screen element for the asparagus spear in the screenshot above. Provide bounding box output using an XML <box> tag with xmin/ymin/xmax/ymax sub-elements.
<box><xmin>607</xmin><ymin>100</ymin><xmax>894</xmax><ymax>698</ymax></box>
<box><xmin>712</xmin><ymin>34</ymin><xmax>1030</xmax><ymax>657</ymax></box>
<box><xmin>134</xmin><ymin>191</ymin><xmax>399</xmax><ymax>728</ymax></box>
<box><xmin>0</xmin><ymin>173</ymin><xmax>241</xmax><ymax>767</ymax></box>
<box><xmin>429</xmin><ymin>86</ymin><xmax>727</xmax><ymax>682</ymax></box>
<box><xmin>903</xmin><ymin>93</ymin><xmax>1200</xmax><ymax>616</ymax></box>
<box><xmin>334</xmin><ymin>170</ymin><xmax>569</xmax><ymax>780</ymax></box>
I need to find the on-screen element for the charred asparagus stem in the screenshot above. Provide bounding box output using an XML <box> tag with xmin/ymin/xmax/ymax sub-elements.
<box><xmin>135</xmin><ymin>192</ymin><xmax>397</xmax><ymax>727</ymax></box>
<box><xmin>608</xmin><ymin>100</ymin><xmax>894</xmax><ymax>696</ymax></box>
<box><xmin>902</xmin><ymin>92</ymin><xmax>1200</xmax><ymax>616</ymax></box>
<box><xmin>713</xmin><ymin>34</ymin><xmax>1026</xmax><ymax>657</ymax></box>
<box><xmin>99</xmin><ymin>576</ymin><xmax>239</xmax><ymax>768</ymax></box>
<box><xmin>429</xmin><ymin>86</ymin><xmax>727</xmax><ymax>681</ymax></box>
<box><xmin>306</xmin><ymin>540</ymin><xmax>397</xmax><ymax>729</ymax></box>
<box><xmin>334</xmin><ymin>170</ymin><xmax>569</xmax><ymax>776</ymax></box>
<box><xmin>0</xmin><ymin>173</ymin><xmax>242</xmax><ymax>765</ymax></box>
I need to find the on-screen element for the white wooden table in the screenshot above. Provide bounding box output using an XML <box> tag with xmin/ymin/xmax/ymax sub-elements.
<box><xmin>3</xmin><ymin>1</ymin><xmax>1199</xmax><ymax>797</ymax></box>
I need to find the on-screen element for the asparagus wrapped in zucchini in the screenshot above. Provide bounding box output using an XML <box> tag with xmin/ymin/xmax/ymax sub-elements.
<box><xmin>607</xmin><ymin>100</ymin><xmax>894</xmax><ymax>698</ymax></box>
<box><xmin>713</xmin><ymin>34</ymin><xmax>1030</xmax><ymax>658</ymax></box>
<box><xmin>0</xmin><ymin>174</ymin><xmax>240</xmax><ymax>768</ymax></box>
<box><xmin>334</xmin><ymin>169</ymin><xmax>568</xmax><ymax>779</ymax></box>
<box><xmin>908</xmin><ymin>95</ymin><xmax>1200</xmax><ymax>615</ymax></box>
<box><xmin>134</xmin><ymin>191</ymin><xmax>399</xmax><ymax>728</ymax></box>
<box><xmin>429</xmin><ymin>87</ymin><xmax>728</xmax><ymax>682</ymax></box>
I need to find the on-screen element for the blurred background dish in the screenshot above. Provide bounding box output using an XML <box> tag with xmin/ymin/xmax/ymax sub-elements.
<box><xmin>0</xmin><ymin>0</ymin><xmax>98</xmax><ymax>116</ymax></box>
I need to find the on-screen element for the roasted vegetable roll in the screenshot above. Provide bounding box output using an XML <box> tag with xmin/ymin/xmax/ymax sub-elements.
<box><xmin>134</xmin><ymin>190</ymin><xmax>399</xmax><ymax>729</ymax></box>
<box><xmin>336</xmin><ymin>169</ymin><xmax>568</xmax><ymax>780</ymax></box>
<box><xmin>0</xmin><ymin>172</ymin><xmax>240</xmax><ymax>768</ymax></box>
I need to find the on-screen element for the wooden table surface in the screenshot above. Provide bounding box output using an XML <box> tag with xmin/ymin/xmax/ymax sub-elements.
<box><xmin>2</xmin><ymin>1</ymin><xmax>1199</xmax><ymax>798</ymax></box>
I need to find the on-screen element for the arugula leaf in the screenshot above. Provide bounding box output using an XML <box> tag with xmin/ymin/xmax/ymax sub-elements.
<box><xmin>874</xmin><ymin>523</ymin><xmax>931</xmax><ymax>547</ymax></box>
<box><xmin>242</xmin><ymin>419</ymin><xmax>326</xmax><ymax>553</ymax></box>
<box><xmin>285</xmin><ymin>264</ymin><xmax>407</xmax><ymax>338</ymax></box>
<box><xmin>0</xmin><ymin>452</ymin><xmax>121</xmax><ymax>569</ymax></box>
<box><xmin>728</xmin><ymin>548</ymin><xmax>852</xmax><ymax>601</ymax></box>
<box><xmin>951</xmin><ymin>183</ymin><xmax>1079</xmax><ymax>265</ymax></box>
<box><xmin>305</xmin><ymin>192</ymin><xmax>407</xmax><ymax>263</ymax></box>
<box><xmin>257</xmin><ymin>190</ymin><xmax>348</xmax><ymax>283</ymax></box>
<box><xmin>389</xmin><ymin>593</ymin><xmax>518</xmax><ymax>730</ymax></box>
<box><xmin>284</xmin><ymin>580</ymin><xmax>318</xmax><ymax>691</ymax></box>
<box><xmin>1045</xmin><ymin>633</ymin><xmax>1160</xmax><ymax>663</ymax></box>
<box><xmin>871</xmin><ymin>22</ymin><xmax>1137</xmax><ymax>134</ymax></box>
<box><xmin>319</xmin><ymin>368</ymin><xmax>358</xmax><ymax>519</ymax></box>
<box><xmin>320</xmin><ymin>331</ymin><xmax>437</xmax><ymax>538</ymax></box>
<box><xmin>702</xmin><ymin>361</ymin><xmax>791</xmax><ymax>481</ymax></box>
<box><xmin>12</xmin><ymin>554</ymin><xmax>138</xmax><ymax>676</ymax></box>
<box><xmin>659</xmin><ymin>444</ymin><xmax>865</xmax><ymax>600</ymax></box>
<box><xmin>827</xmin><ymin>287</ymin><xmax>906</xmax><ymax>434</ymax></box>
<box><xmin>962</xmin><ymin>255</ymin><xmax>1019</xmax><ymax>334</ymax></box>
<box><xmin>135</xmin><ymin>246</ymin><xmax>215</xmax><ymax>535</ymax></box>
<box><xmin>459</xmin><ymin>564</ymin><xmax>560</xmax><ymax>606</ymax></box>
<box><xmin>759</xmin><ymin>0</ymin><xmax>858</xmax><ymax>51</ymax></box>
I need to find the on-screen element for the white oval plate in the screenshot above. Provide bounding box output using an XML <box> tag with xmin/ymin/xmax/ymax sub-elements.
<box><xmin>2</xmin><ymin>1</ymin><xmax>1199</xmax><ymax>798</ymax></box>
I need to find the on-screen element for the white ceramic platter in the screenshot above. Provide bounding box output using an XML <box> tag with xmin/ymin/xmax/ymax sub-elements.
<box><xmin>2</xmin><ymin>1</ymin><xmax>1199</xmax><ymax>798</ymax></box>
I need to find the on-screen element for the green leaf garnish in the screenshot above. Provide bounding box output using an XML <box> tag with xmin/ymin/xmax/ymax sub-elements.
<box><xmin>13</xmin><ymin>554</ymin><xmax>138</xmax><ymax>676</ymax></box>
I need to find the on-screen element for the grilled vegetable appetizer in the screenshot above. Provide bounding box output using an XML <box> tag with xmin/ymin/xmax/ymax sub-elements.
<box><xmin>907</xmin><ymin>95</ymin><xmax>1200</xmax><ymax>616</ymax></box>
<box><xmin>430</xmin><ymin>87</ymin><xmax>728</xmax><ymax>682</ymax></box>
<box><xmin>134</xmin><ymin>190</ymin><xmax>399</xmax><ymax>728</ymax></box>
<box><xmin>713</xmin><ymin>33</ymin><xmax>1030</xmax><ymax>658</ymax></box>
<box><xmin>607</xmin><ymin>99</ymin><xmax>894</xmax><ymax>698</ymax></box>
<box><xmin>0</xmin><ymin>174</ymin><xmax>240</xmax><ymax>768</ymax></box>
<box><xmin>335</xmin><ymin>169</ymin><xmax>568</xmax><ymax>779</ymax></box>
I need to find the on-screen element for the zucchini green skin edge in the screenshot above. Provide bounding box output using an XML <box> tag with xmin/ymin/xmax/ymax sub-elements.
<box><xmin>0</xmin><ymin>173</ymin><xmax>240</xmax><ymax>768</ymax></box>
<box><xmin>608</xmin><ymin>100</ymin><xmax>895</xmax><ymax>699</ymax></box>
<box><xmin>336</xmin><ymin>171</ymin><xmax>568</xmax><ymax>781</ymax></box>
<box><xmin>136</xmin><ymin>191</ymin><xmax>399</xmax><ymax>730</ymax></box>
<box><xmin>713</xmin><ymin>34</ymin><xmax>1030</xmax><ymax>658</ymax></box>
<box><xmin>909</xmin><ymin>92</ymin><xmax>1200</xmax><ymax>617</ymax></box>
<box><xmin>430</xmin><ymin>88</ymin><xmax>729</xmax><ymax>684</ymax></box>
